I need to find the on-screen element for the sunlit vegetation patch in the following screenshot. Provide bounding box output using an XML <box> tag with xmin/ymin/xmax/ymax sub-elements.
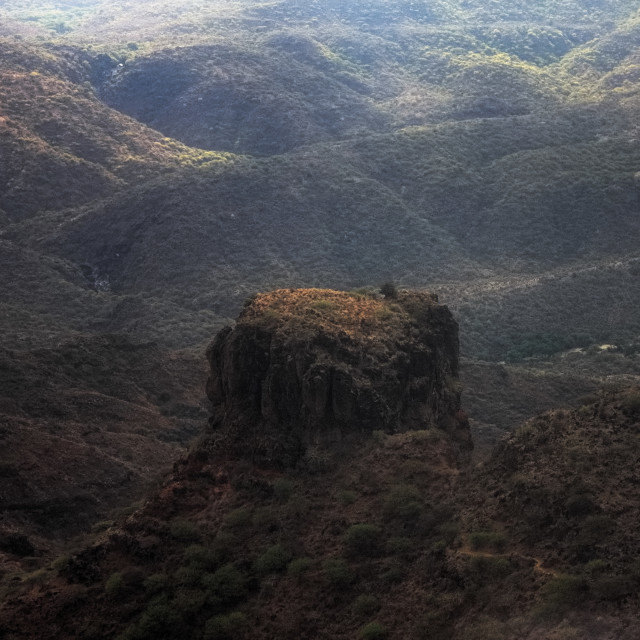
<box><xmin>1</xmin><ymin>0</ymin><xmax>98</xmax><ymax>35</ymax></box>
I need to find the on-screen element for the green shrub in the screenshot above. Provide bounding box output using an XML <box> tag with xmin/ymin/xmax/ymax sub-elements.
<box><xmin>122</xmin><ymin>597</ymin><xmax>182</xmax><ymax>640</ymax></box>
<box><xmin>359</xmin><ymin>621</ymin><xmax>389</xmax><ymax>639</ymax></box>
<box><xmin>379</xmin><ymin>282</ymin><xmax>397</xmax><ymax>298</ymax></box>
<box><xmin>272</xmin><ymin>478</ymin><xmax>294</xmax><ymax>503</ymax></box>
<box><xmin>564</xmin><ymin>494</ymin><xmax>597</xmax><ymax>517</ymax></box>
<box><xmin>353</xmin><ymin>594</ymin><xmax>380</xmax><ymax>617</ymax></box>
<box><xmin>382</xmin><ymin>484</ymin><xmax>422</xmax><ymax>522</ymax></box>
<box><xmin>582</xmin><ymin>559</ymin><xmax>607</xmax><ymax>576</ymax></box>
<box><xmin>621</xmin><ymin>391</ymin><xmax>640</xmax><ymax>413</ymax></box>
<box><xmin>51</xmin><ymin>554</ymin><xmax>71</xmax><ymax>572</ymax></box>
<box><xmin>252</xmin><ymin>506</ymin><xmax>279</xmax><ymax>530</ymax></box>
<box><xmin>311</xmin><ymin>300</ymin><xmax>335</xmax><ymax>311</ymax></box>
<box><xmin>254</xmin><ymin>544</ymin><xmax>292</xmax><ymax>575</ymax></box>
<box><xmin>323</xmin><ymin>558</ymin><xmax>355</xmax><ymax>590</ymax></box>
<box><xmin>222</xmin><ymin>507</ymin><xmax>253</xmax><ymax>529</ymax></box>
<box><xmin>169</xmin><ymin>519</ymin><xmax>201</xmax><ymax>543</ymax></box>
<box><xmin>468</xmin><ymin>531</ymin><xmax>507</xmax><ymax>552</ymax></box>
<box><xmin>173</xmin><ymin>587</ymin><xmax>207</xmax><ymax>615</ymax></box>
<box><xmin>469</xmin><ymin>556</ymin><xmax>512</xmax><ymax>579</ymax></box>
<box><xmin>380</xmin><ymin>559</ymin><xmax>405</xmax><ymax>584</ymax></box>
<box><xmin>336</xmin><ymin>489</ymin><xmax>357</xmax><ymax>505</ymax></box>
<box><xmin>184</xmin><ymin>544</ymin><xmax>218</xmax><ymax>571</ymax></box>
<box><xmin>174</xmin><ymin>565</ymin><xmax>204</xmax><ymax>587</ymax></box>
<box><xmin>576</xmin><ymin>515</ymin><xmax>614</xmax><ymax>546</ymax></box>
<box><xmin>287</xmin><ymin>557</ymin><xmax>313</xmax><ymax>580</ymax></box>
<box><xmin>208</xmin><ymin>531</ymin><xmax>235</xmax><ymax>565</ymax></box>
<box><xmin>91</xmin><ymin>520</ymin><xmax>114</xmax><ymax>533</ymax></box>
<box><xmin>144</xmin><ymin>572</ymin><xmax>169</xmax><ymax>595</ymax></box>
<box><xmin>398</xmin><ymin>459</ymin><xmax>427</xmax><ymax>479</ymax></box>
<box><xmin>590</xmin><ymin>573</ymin><xmax>633</xmax><ymax>601</ymax></box>
<box><xmin>204</xmin><ymin>611</ymin><xmax>248</xmax><ymax>640</ymax></box>
<box><xmin>386</xmin><ymin>536</ymin><xmax>414</xmax><ymax>556</ymax></box>
<box><xmin>344</xmin><ymin>524</ymin><xmax>383</xmax><ymax>557</ymax></box>
<box><xmin>538</xmin><ymin>574</ymin><xmax>586</xmax><ymax>617</ymax></box>
<box><xmin>438</xmin><ymin>521</ymin><xmax>460</xmax><ymax>545</ymax></box>
<box><xmin>202</xmin><ymin>564</ymin><xmax>248</xmax><ymax>605</ymax></box>
<box><xmin>104</xmin><ymin>571</ymin><xmax>126</xmax><ymax>598</ymax></box>
<box><xmin>375</xmin><ymin>308</ymin><xmax>394</xmax><ymax>321</ymax></box>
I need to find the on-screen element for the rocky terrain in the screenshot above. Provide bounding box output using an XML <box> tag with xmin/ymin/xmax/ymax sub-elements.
<box><xmin>206</xmin><ymin>289</ymin><xmax>471</xmax><ymax>466</ymax></box>
<box><xmin>0</xmin><ymin>0</ymin><xmax>639</xmax><ymax>637</ymax></box>
<box><xmin>1</xmin><ymin>290</ymin><xmax>639</xmax><ymax>639</ymax></box>
<box><xmin>0</xmin><ymin>336</ymin><xmax>208</xmax><ymax>561</ymax></box>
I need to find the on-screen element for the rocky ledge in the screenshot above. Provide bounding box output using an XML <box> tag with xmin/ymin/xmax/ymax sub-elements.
<box><xmin>206</xmin><ymin>288</ymin><xmax>472</xmax><ymax>466</ymax></box>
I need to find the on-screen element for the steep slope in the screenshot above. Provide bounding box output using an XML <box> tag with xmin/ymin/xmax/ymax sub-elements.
<box><xmin>30</xmin><ymin>154</ymin><xmax>476</xmax><ymax>330</ymax></box>
<box><xmin>0</xmin><ymin>287</ymin><xmax>472</xmax><ymax>640</ymax></box>
<box><xmin>2</xmin><ymin>295</ymin><xmax>640</xmax><ymax>639</ymax></box>
<box><xmin>0</xmin><ymin>4</ymin><xmax>638</xmax><ymax>608</ymax></box>
<box><xmin>452</xmin><ymin>389</ymin><xmax>640</xmax><ymax>639</ymax></box>
<box><xmin>206</xmin><ymin>289</ymin><xmax>471</xmax><ymax>466</ymax></box>
<box><xmin>0</xmin><ymin>335</ymin><xmax>208</xmax><ymax>556</ymax></box>
<box><xmin>100</xmin><ymin>42</ymin><xmax>387</xmax><ymax>155</ymax></box>
<box><xmin>0</xmin><ymin>42</ymin><xmax>233</xmax><ymax>222</ymax></box>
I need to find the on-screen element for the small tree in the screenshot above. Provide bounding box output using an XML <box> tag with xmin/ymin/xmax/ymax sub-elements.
<box><xmin>379</xmin><ymin>282</ymin><xmax>398</xmax><ymax>299</ymax></box>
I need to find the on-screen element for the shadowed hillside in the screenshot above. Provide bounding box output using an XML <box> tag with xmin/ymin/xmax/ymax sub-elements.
<box><xmin>1</xmin><ymin>293</ymin><xmax>640</xmax><ymax>639</ymax></box>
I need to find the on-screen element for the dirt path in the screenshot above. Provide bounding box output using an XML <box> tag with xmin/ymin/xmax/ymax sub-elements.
<box><xmin>457</xmin><ymin>546</ymin><xmax>559</xmax><ymax>577</ymax></box>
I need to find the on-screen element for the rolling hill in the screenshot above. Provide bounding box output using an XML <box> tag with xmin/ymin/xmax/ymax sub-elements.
<box><xmin>0</xmin><ymin>1</ymin><xmax>639</xmax><ymax>636</ymax></box>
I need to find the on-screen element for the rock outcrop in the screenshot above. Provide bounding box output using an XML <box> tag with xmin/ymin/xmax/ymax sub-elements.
<box><xmin>206</xmin><ymin>288</ymin><xmax>472</xmax><ymax>466</ymax></box>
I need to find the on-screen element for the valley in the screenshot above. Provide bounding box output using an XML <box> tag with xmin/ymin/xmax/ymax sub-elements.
<box><xmin>0</xmin><ymin>0</ymin><xmax>639</xmax><ymax>637</ymax></box>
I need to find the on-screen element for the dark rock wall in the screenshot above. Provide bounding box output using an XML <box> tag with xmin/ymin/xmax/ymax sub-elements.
<box><xmin>206</xmin><ymin>290</ymin><xmax>471</xmax><ymax>466</ymax></box>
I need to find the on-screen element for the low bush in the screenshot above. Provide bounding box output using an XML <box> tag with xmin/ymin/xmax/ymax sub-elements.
<box><xmin>173</xmin><ymin>587</ymin><xmax>207</xmax><ymax>615</ymax></box>
<box><xmin>353</xmin><ymin>594</ymin><xmax>380</xmax><ymax>617</ymax></box>
<box><xmin>184</xmin><ymin>544</ymin><xmax>219</xmax><ymax>571</ymax></box>
<box><xmin>590</xmin><ymin>573</ymin><xmax>633</xmax><ymax>601</ymax></box>
<box><xmin>222</xmin><ymin>507</ymin><xmax>253</xmax><ymax>529</ymax></box>
<box><xmin>386</xmin><ymin>536</ymin><xmax>414</xmax><ymax>556</ymax></box>
<box><xmin>144</xmin><ymin>572</ymin><xmax>169</xmax><ymax>595</ymax></box>
<box><xmin>287</xmin><ymin>557</ymin><xmax>313</xmax><ymax>580</ymax></box>
<box><xmin>382</xmin><ymin>484</ymin><xmax>422</xmax><ymax>522</ymax></box>
<box><xmin>104</xmin><ymin>571</ymin><xmax>126</xmax><ymax>598</ymax></box>
<box><xmin>537</xmin><ymin>574</ymin><xmax>586</xmax><ymax>617</ymax></box>
<box><xmin>174</xmin><ymin>565</ymin><xmax>204</xmax><ymax>587</ymax></box>
<box><xmin>254</xmin><ymin>544</ymin><xmax>292</xmax><ymax>575</ymax></box>
<box><xmin>204</xmin><ymin>611</ymin><xmax>248</xmax><ymax>640</ymax></box>
<box><xmin>169</xmin><ymin>519</ymin><xmax>201</xmax><ymax>543</ymax></box>
<box><xmin>344</xmin><ymin>524</ymin><xmax>383</xmax><ymax>557</ymax></box>
<box><xmin>359</xmin><ymin>621</ymin><xmax>389</xmax><ymax>639</ymax></box>
<box><xmin>272</xmin><ymin>478</ymin><xmax>294</xmax><ymax>503</ymax></box>
<box><xmin>469</xmin><ymin>556</ymin><xmax>512</xmax><ymax>579</ymax></box>
<box><xmin>202</xmin><ymin>564</ymin><xmax>248</xmax><ymax>605</ymax></box>
<box><xmin>121</xmin><ymin>597</ymin><xmax>182</xmax><ymax>640</ymax></box>
<box><xmin>323</xmin><ymin>558</ymin><xmax>355</xmax><ymax>590</ymax></box>
<box><xmin>469</xmin><ymin>531</ymin><xmax>507</xmax><ymax>552</ymax></box>
<box><xmin>564</xmin><ymin>494</ymin><xmax>597</xmax><ymax>517</ymax></box>
<box><xmin>336</xmin><ymin>489</ymin><xmax>357</xmax><ymax>505</ymax></box>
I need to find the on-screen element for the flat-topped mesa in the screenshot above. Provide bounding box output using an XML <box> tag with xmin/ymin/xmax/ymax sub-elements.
<box><xmin>206</xmin><ymin>288</ymin><xmax>472</xmax><ymax>466</ymax></box>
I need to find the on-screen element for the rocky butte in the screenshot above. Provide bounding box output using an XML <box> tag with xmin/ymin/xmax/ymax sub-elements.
<box><xmin>0</xmin><ymin>287</ymin><xmax>475</xmax><ymax>640</ymax></box>
<box><xmin>205</xmin><ymin>288</ymin><xmax>472</xmax><ymax>467</ymax></box>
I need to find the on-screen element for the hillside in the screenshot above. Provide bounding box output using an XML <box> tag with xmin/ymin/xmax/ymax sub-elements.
<box><xmin>0</xmin><ymin>335</ymin><xmax>208</xmax><ymax>556</ymax></box>
<box><xmin>0</xmin><ymin>2</ymin><xmax>638</xmax><ymax>359</ymax></box>
<box><xmin>1</xmin><ymin>293</ymin><xmax>640</xmax><ymax>639</ymax></box>
<box><xmin>0</xmin><ymin>0</ymin><xmax>639</xmax><ymax>635</ymax></box>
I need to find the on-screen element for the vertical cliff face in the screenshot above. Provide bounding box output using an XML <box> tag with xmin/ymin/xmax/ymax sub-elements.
<box><xmin>206</xmin><ymin>288</ymin><xmax>471</xmax><ymax>466</ymax></box>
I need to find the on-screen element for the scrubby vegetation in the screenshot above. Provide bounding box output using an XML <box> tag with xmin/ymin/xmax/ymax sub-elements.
<box><xmin>1</xmin><ymin>0</ymin><xmax>640</xmax><ymax>637</ymax></box>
